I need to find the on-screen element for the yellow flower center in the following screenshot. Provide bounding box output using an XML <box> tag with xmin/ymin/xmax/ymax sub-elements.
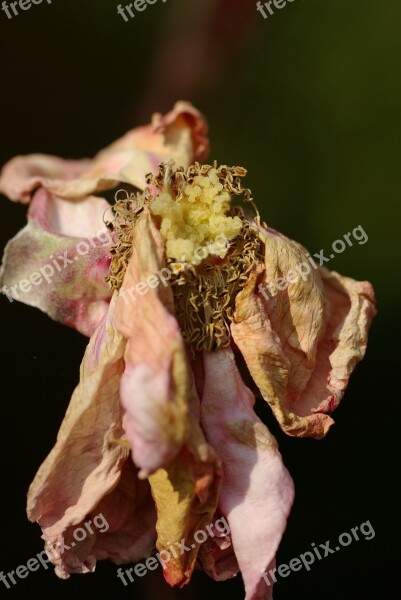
<box><xmin>106</xmin><ymin>162</ymin><xmax>263</xmax><ymax>353</ymax></box>
<box><xmin>150</xmin><ymin>168</ymin><xmax>243</xmax><ymax>265</ymax></box>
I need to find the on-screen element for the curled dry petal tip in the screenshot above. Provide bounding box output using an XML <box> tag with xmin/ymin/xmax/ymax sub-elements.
<box><xmin>231</xmin><ymin>226</ymin><xmax>376</xmax><ymax>439</ymax></box>
<box><xmin>0</xmin><ymin>101</ymin><xmax>207</xmax><ymax>203</ymax></box>
<box><xmin>0</xmin><ymin>102</ymin><xmax>207</xmax><ymax>335</ymax></box>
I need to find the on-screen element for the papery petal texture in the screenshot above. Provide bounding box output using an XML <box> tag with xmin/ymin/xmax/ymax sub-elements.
<box><xmin>114</xmin><ymin>210</ymin><xmax>221</xmax><ymax>586</ymax></box>
<box><xmin>27</xmin><ymin>296</ymin><xmax>156</xmax><ymax>578</ymax></box>
<box><xmin>0</xmin><ymin>102</ymin><xmax>209</xmax><ymax>334</ymax></box>
<box><xmin>0</xmin><ymin>101</ymin><xmax>208</xmax><ymax>201</ymax></box>
<box><xmin>201</xmin><ymin>348</ymin><xmax>294</xmax><ymax>600</ymax></box>
<box><xmin>0</xmin><ymin>189</ymin><xmax>112</xmax><ymax>336</ymax></box>
<box><xmin>2</xmin><ymin>110</ymin><xmax>375</xmax><ymax>600</ymax></box>
<box><xmin>149</xmin><ymin>429</ymin><xmax>221</xmax><ymax>587</ymax></box>
<box><xmin>231</xmin><ymin>227</ymin><xmax>376</xmax><ymax>438</ymax></box>
<box><xmin>84</xmin><ymin>100</ymin><xmax>209</xmax><ymax>193</ymax></box>
<box><xmin>197</xmin><ymin>518</ymin><xmax>239</xmax><ymax>582</ymax></box>
<box><xmin>0</xmin><ymin>155</ymin><xmax>92</xmax><ymax>204</ymax></box>
<box><xmin>115</xmin><ymin>211</ymin><xmax>188</xmax><ymax>476</ymax></box>
<box><xmin>303</xmin><ymin>267</ymin><xmax>377</xmax><ymax>416</ymax></box>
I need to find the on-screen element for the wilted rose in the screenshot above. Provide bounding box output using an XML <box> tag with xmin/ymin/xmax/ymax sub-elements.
<box><xmin>0</xmin><ymin>103</ymin><xmax>376</xmax><ymax>599</ymax></box>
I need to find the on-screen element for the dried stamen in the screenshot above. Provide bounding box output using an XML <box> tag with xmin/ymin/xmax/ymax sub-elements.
<box><xmin>106</xmin><ymin>162</ymin><xmax>262</xmax><ymax>352</ymax></box>
<box><xmin>171</xmin><ymin>217</ymin><xmax>263</xmax><ymax>352</ymax></box>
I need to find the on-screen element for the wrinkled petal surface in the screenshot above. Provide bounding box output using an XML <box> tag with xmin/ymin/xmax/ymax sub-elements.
<box><xmin>84</xmin><ymin>100</ymin><xmax>209</xmax><ymax>194</ymax></box>
<box><xmin>231</xmin><ymin>227</ymin><xmax>376</xmax><ymax>438</ymax></box>
<box><xmin>0</xmin><ymin>189</ymin><xmax>112</xmax><ymax>336</ymax></box>
<box><xmin>0</xmin><ymin>155</ymin><xmax>91</xmax><ymax>204</ymax></box>
<box><xmin>201</xmin><ymin>348</ymin><xmax>294</xmax><ymax>600</ymax></box>
<box><xmin>27</xmin><ymin>296</ymin><xmax>156</xmax><ymax>578</ymax></box>
<box><xmin>114</xmin><ymin>210</ymin><xmax>221</xmax><ymax>586</ymax></box>
<box><xmin>115</xmin><ymin>211</ymin><xmax>188</xmax><ymax>476</ymax></box>
<box><xmin>0</xmin><ymin>102</ymin><xmax>208</xmax><ymax>201</ymax></box>
<box><xmin>303</xmin><ymin>267</ymin><xmax>377</xmax><ymax>416</ymax></box>
<box><xmin>0</xmin><ymin>102</ymin><xmax>209</xmax><ymax>333</ymax></box>
<box><xmin>197</xmin><ymin>518</ymin><xmax>239</xmax><ymax>582</ymax></box>
<box><xmin>149</xmin><ymin>429</ymin><xmax>221</xmax><ymax>587</ymax></box>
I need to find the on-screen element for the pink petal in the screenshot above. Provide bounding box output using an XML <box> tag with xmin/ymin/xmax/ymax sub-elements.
<box><xmin>231</xmin><ymin>264</ymin><xmax>330</xmax><ymax>437</ymax></box>
<box><xmin>0</xmin><ymin>102</ymin><xmax>208</xmax><ymax>201</ymax></box>
<box><xmin>260</xmin><ymin>228</ymin><xmax>326</xmax><ymax>397</ymax></box>
<box><xmin>90</xmin><ymin>100</ymin><xmax>209</xmax><ymax>176</ymax></box>
<box><xmin>301</xmin><ymin>268</ymin><xmax>377</xmax><ymax>417</ymax></box>
<box><xmin>51</xmin><ymin>460</ymin><xmax>156</xmax><ymax>578</ymax></box>
<box><xmin>27</xmin><ymin>297</ymin><xmax>156</xmax><ymax>578</ymax></box>
<box><xmin>114</xmin><ymin>210</ymin><xmax>189</xmax><ymax>477</ymax></box>
<box><xmin>1</xmin><ymin>191</ymin><xmax>112</xmax><ymax>336</ymax></box>
<box><xmin>120</xmin><ymin>320</ymin><xmax>187</xmax><ymax>477</ymax></box>
<box><xmin>0</xmin><ymin>103</ymin><xmax>208</xmax><ymax>334</ymax></box>
<box><xmin>0</xmin><ymin>154</ymin><xmax>91</xmax><ymax>204</ymax></box>
<box><xmin>201</xmin><ymin>348</ymin><xmax>294</xmax><ymax>600</ymax></box>
<box><xmin>113</xmin><ymin>210</ymin><xmax>222</xmax><ymax>585</ymax></box>
<box><xmin>232</xmin><ymin>227</ymin><xmax>376</xmax><ymax>438</ymax></box>
<box><xmin>29</xmin><ymin>187</ymin><xmax>111</xmax><ymax>237</ymax></box>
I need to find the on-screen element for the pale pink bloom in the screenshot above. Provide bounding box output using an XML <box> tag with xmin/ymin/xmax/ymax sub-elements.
<box><xmin>0</xmin><ymin>107</ymin><xmax>376</xmax><ymax>599</ymax></box>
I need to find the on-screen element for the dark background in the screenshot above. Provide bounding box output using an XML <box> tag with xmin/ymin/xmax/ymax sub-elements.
<box><xmin>0</xmin><ymin>0</ymin><xmax>399</xmax><ymax>598</ymax></box>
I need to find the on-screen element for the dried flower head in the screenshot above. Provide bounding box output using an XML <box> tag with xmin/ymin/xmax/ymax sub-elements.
<box><xmin>0</xmin><ymin>103</ymin><xmax>376</xmax><ymax>600</ymax></box>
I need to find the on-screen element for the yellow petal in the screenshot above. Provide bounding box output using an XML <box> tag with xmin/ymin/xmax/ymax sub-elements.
<box><xmin>149</xmin><ymin>398</ymin><xmax>222</xmax><ymax>587</ymax></box>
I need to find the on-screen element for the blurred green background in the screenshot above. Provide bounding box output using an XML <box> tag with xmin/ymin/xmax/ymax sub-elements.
<box><xmin>0</xmin><ymin>0</ymin><xmax>399</xmax><ymax>598</ymax></box>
